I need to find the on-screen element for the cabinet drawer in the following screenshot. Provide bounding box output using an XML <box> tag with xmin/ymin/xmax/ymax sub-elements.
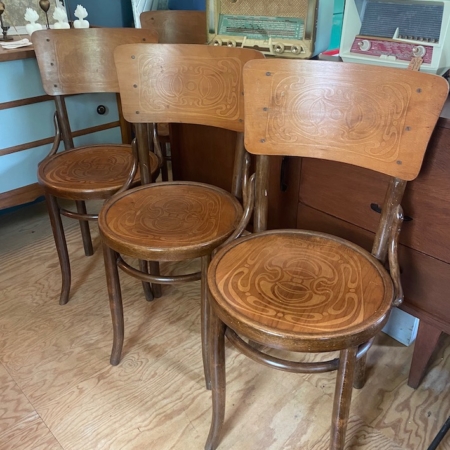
<box><xmin>297</xmin><ymin>204</ymin><xmax>450</xmax><ymax>324</ymax></box>
<box><xmin>299</xmin><ymin>121</ymin><xmax>450</xmax><ymax>264</ymax></box>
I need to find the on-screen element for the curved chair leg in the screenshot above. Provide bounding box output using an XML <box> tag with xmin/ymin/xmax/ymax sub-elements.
<box><xmin>75</xmin><ymin>200</ymin><xmax>94</xmax><ymax>256</ymax></box>
<box><xmin>353</xmin><ymin>353</ymin><xmax>367</xmax><ymax>389</ymax></box>
<box><xmin>103</xmin><ymin>243</ymin><xmax>124</xmax><ymax>366</ymax></box>
<box><xmin>45</xmin><ymin>193</ymin><xmax>71</xmax><ymax>305</ymax></box>
<box><xmin>330</xmin><ymin>347</ymin><xmax>358</xmax><ymax>450</ymax></box>
<box><xmin>139</xmin><ymin>260</ymin><xmax>155</xmax><ymax>302</ymax></box>
<box><xmin>205</xmin><ymin>310</ymin><xmax>226</xmax><ymax>450</ymax></box>
<box><xmin>201</xmin><ymin>253</ymin><xmax>212</xmax><ymax>390</ymax></box>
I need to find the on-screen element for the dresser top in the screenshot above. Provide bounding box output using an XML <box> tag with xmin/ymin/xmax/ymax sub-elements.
<box><xmin>0</xmin><ymin>37</ymin><xmax>35</xmax><ymax>62</ymax></box>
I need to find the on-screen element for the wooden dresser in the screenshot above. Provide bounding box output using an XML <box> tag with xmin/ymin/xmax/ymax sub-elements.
<box><xmin>170</xmin><ymin>97</ymin><xmax>450</xmax><ymax>388</ymax></box>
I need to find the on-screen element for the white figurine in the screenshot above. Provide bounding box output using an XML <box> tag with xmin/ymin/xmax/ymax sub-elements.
<box><xmin>24</xmin><ymin>8</ymin><xmax>43</xmax><ymax>35</ymax></box>
<box><xmin>73</xmin><ymin>5</ymin><xmax>89</xmax><ymax>29</ymax></box>
<box><xmin>53</xmin><ymin>6</ymin><xmax>70</xmax><ymax>29</ymax></box>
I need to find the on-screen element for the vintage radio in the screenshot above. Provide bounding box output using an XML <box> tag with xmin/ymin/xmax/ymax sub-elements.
<box><xmin>340</xmin><ymin>0</ymin><xmax>450</xmax><ymax>74</ymax></box>
<box><xmin>206</xmin><ymin>0</ymin><xmax>334</xmax><ymax>59</ymax></box>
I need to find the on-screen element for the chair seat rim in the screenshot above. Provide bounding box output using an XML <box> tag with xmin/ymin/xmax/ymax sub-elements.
<box><xmin>208</xmin><ymin>229</ymin><xmax>394</xmax><ymax>353</ymax></box>
<box><xmin>38</xmin><ymin>144</ymin><xmax>159</xmax><ymax>200</ymax></box>
<box><xmin>99</xmin><ymin>181</ymin><xmax>243</xmax><ymax>261</ymax></box>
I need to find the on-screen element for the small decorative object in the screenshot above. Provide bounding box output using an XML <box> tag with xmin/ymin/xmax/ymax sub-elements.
<box><xmin>24</xmin><ymin>8</ymin><xmax>43</xmax><ymax>35</ymax></box>
<box><xmin>0</xmin><ymin>2</ymin><xmax>13</xmax><ymax>42</ymax></box>
<box><xmin>38</xmin><ymin>0</ymin><xmax>51</xmax><ymax>29</ymax></box>
<box><xmin>53</xmin><ymin>6</ymin><xmax>70</xmax><ymax>29</ymax></box>
<box><xmin>73</xmin><ymin>5</ymin><xmax>89</xmax><ymax>29</ymax></box>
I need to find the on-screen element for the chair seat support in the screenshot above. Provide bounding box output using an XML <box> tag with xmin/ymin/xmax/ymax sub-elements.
<box><xmin>225</xmin><ymin>328</ymin><xmax>374</xmax><ymax>374</ymax></box>
<box><xmin>60</xmin><ymin>207</ymin><xmax>98</xmax><ymax>222</ymax></box>
<box><xmin>117</xmin><ymin>255</ymin><xmax>201</xmax><ymax>284</ymax></box>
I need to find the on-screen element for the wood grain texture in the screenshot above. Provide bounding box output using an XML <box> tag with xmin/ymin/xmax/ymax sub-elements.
<box><xmin>31</xmin><ymin>29</ymin><xmax>158</xmax><ymax>96</ymax></box>
<box><xmin>0</xmin><ymin>202</ymin><xmax>449</xmax><ymax>449</ymax></box>
<box><xmin>38</xmin><ymin>145</ymin><xmax>159</xmax><ymax>200</ymax></box>
<box><xmin>0</xmin><ymin>183</ymin><xmax>43</xmax><ymax>210</ymax></box>
<box><xmin>99</xmin><ymin>182</ymin><xmax>243</xmax><ymax>260</ymax></box>
<box><xmin>114</xmin><ymin>44</ymin><xmax>264</xmax><ymax>132</ymax></box>
<box><xmin>243</xmin><ymin>59</ymin><xmax>448</xmax><ymax>180</ymax></box>
<box><xmin>209</xmin><ymin>230</ymin><xmax>393</xmax><ymax>352</ymax></box>
<box><xmin>140</xmin><ymin>10</ymin><xmax>207</xmax><ymax>45</ymax></box>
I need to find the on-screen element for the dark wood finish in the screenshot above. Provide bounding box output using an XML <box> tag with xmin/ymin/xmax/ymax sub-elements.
<box><xmin>140</xmin><ymin>10</ymin><xmax>207</xmax><ymax>45</ymax></box>
<box><xmin>0</xmin><ymin>121</ymin><xmax>121</xmax><ymax>157</ymax></box>
<box><xmin>31</xmin><ymin>28</ymin><xmax>160</xmax><ymax>306</ymax></box>
<box><xmin>407</xmin><ymin>321</ymin><xmax>442</xmax><ymax>389</ymax></box>
<box><xmin>170</xmin><ymin>125</ymin><xmax>236</xmax><ymax>191</ymax></box>
<box><xmin>0</xmin><ymin>38</ymin><xmax>35</xmax><ymax>62</ymax></box>
<box><xmin>99</xmin><ymin>45</ymin><xmax>264</xmax><ymax>371</ymax></box>
<box><xmin>0</xmin><ymin>183</ymin><xmax>43</xmax><ymax>210</ymax></box>
<box><xmin>205</xmin><ymin>59</ymin><xmax>447</xmax><ymax>450</ymax></box>
<box><xmin>0</xmin><ymin>94</ymin><xmax>52</xmax><ymax>111</ymax></box>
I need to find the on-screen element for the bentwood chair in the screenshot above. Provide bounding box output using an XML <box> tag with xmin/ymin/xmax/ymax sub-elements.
<box><xmin>205</xmin><ymin>59</ymin><xmax>448</xmax><ymax>450</ymax></box>
<box><xmin>140</xmin><ymin>10</ymin><xmax>207</xmax><ymax>181</ymax></box>
<box><xmin>31</xmin><ymin>29</ymin><xmax>160</xmax><ymax>306</ymax></box>
<box><xmin>98</xmin><ymin>45</ymin><xmax>264</xmax><ymax>385</ymax></box>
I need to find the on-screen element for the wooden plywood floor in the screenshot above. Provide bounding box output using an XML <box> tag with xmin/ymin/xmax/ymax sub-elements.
<box><xmin>0</xmin><ymin>200</ymin><xmax>449</xmax><ymax>450</ymax></box>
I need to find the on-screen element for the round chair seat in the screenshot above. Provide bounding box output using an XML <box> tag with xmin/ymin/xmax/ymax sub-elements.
<box><xmin>99</xmin><ymin>181</ymin><xmax>243</xmax><ymax>261</ymax></box>
<box><xmin>208</xmin><ymin>230</ymin><xmax>394</xmax><ymax>353</ymax></box>
<box><xmin>38</xmin><ymin>144</ymin><xmax>160</xmax><ymax>200</ymax></box>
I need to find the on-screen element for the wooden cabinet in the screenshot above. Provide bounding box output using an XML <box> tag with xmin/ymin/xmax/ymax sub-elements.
<box><xmin>170</xmin><ymin>109</ymin><xmax>450</xmax><ymax>389</ymax></box>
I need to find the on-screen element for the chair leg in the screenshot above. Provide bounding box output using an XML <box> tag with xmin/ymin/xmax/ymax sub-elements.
<box><xmin>139</xmin><ymin>260</ymin><xmax>155</xmax><ymax>302</ymax></box>
<box><xmin>201</xmin><ymin>254</ymin><xmax>212</xmax><ymax>390</ymax></box>
<box><xmin>75</xmin><ymin>200</ymin><xmax>94</xmax><ymax>256</ymax></box>
<box><xmin>353</xmin><ymin>353</ymin><xmax>367</xmax><ymax>389</ymax></box>
<box><xmin>103</xmin><ymin>243</ymin><xmax>124</xmax><ymax>366</ymax></box>
<box><xmin>160</xmin><ymin>141</ymin><xmax>169</xmax><ymax>182</ymax></box>
<box><xmin>45</xmin><ymin>193</ymin><xmax>71</xmax><ymax>305</ymax></box>
<box><xmin>330</xmin><ymin>347</ymin><xmax>358</xmax><ymax>450</ymax></box>
<box><xmin>205</xmin><ymin>310</ymin><xmax>226</xmax><ymax>450</ymax></box>
<box><xmin>149</xmin><ymin>261</ymin><xmax>162</xmax><ymax>298</ymax></box>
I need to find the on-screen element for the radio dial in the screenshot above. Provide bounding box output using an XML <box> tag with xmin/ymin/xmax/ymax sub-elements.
<box><xmin>291</xmin><ymin>45</ymin><xmax>302</xmax><ymax>55</ymax></box>
<box><xmin>412</xmin><ymin>45</ymin><xmax>426</xmax><ymax>57</ymax></box>
<box><xmin>226</xmin><ymin>40</ymin><xmax>236</xmax><ymax>48</ymax></box>
<box><xmin>358</xmin><ymin>40</ymin><xmax>371</xmax><ymax>51</ymax></box>
<box><xmin>213</xmin><ymin>39</ymin><xmax>222</xmax><ymax>46</ymax></box>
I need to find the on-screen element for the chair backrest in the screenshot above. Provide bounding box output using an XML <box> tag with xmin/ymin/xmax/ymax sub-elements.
<box><xmin>243</xmin><ymin>59</ymin><xmax>448</xmax><ymax>181</ymax></box>
<box><xmin>140</xmin><ymin>10</ymin><xmax>206</xmax><ymax>44</ymax></box>
<box><xmin>114</xmin><ymin>44</ymin><xmax>264</xmax><ymax>133</ymax></box>
<box><xmin>243</xmin><ymin>58</ymin><xmax>448</xmax><ymax>257</ymax></box>
<box><xmin>31</xmin><ymin>28</ymin><xmax>158</xmax><ymax>149</ymax></box>
<box><xmin>31</xmin><ymin>28</ymin><xmax>159</xmax><ymax>96</ymax></box>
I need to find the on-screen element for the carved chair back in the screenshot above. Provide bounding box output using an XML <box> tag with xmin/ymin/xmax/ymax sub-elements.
<box><xmin>115</xmin><ymin>44</ymin><xmax>264</xmax><ymax>194</ymax></box>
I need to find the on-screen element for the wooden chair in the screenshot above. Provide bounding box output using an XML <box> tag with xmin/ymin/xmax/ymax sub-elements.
<box><xmin>140</xmin><ymin>10</ymin><xmax>206</xmax><ymax>45</ymax></box>
<box><xmin>31</xmin><ymin>29</ymin><xmax>160</xmax><ymax>306</ymax></box>
<box><xmin>205</xmin><ymin>59</ymin><xmax>449</xmax><ymax>450</ymax></box>
<box><xmin>98</xmin><ymin>45</ymin><xmax>264</xmax><ymax>385</ymax></box>
<box><xmin>140</xmin><ymin>10</ymin><xmax>207</xmax><ymax>181</ymax></box>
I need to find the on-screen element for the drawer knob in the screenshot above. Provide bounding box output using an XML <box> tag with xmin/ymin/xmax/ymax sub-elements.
<box><xmin>97</xmin><ymin>105</ymin><xmax>107</xmax><ymax>115</ymax></box>
<box><xmin>370</xmin><ymin>203</ymin><xmax>412</xmax><ymax>222</ymax></box>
